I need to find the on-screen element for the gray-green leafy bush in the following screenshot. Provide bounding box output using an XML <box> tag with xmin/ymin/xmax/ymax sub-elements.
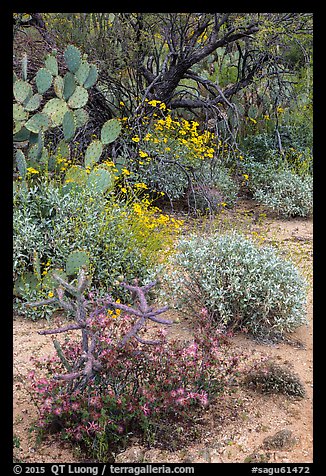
<box><xmin>253</xmin><ymin>170</ymin><xmax>313</xmax><ymax>217</ymax></box>
<box><xmin>138</xmin><ymin>159</ymin><xmax>189</xmax><ymax>200</ymax></box>
<box><xmin>13</xmin><ymin>181</ymin><xmax>167</xmax><ymax>319</ymax></box>
<box><xmin>135</xmin><ymin>157</ymin><xmax>239</xmax><ymax>213</ymax></box>
<box><xmin>240</xmin><ymin>132</ymin><xmax>276</xmax><ymax>163</ymax></box>
<box><xmin>163</xmin><ymin>232</ymin><xmax>308</xmax><ymax>338</ymax></box>
<box><xmin>241</xmin><ymin>158</ymin><xmax>277</xmax><ymax>192</ymax></box>
<box><xmin>244</xmin><ymin>361</ymin><xmax>305</xmax><ymax>398</ymax></box>
<box><xmin>189</xmin><ymin>160</ymin><xmax>239</xmax><ymax>213</ymax></box>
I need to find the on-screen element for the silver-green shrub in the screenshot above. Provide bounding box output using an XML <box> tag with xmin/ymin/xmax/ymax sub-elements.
<box><xmin>253</xmin><ymin>170</ymin><xmax>313</xmax><ymax>217</ymax></box>
<box><xmin>13</xmin><ymin>181</ymin><xmax>174</xmax><ymax>318</ymax></box>
<box><xmin>138</xmin><ymin>160</ymin><xmax>189</xmax><ymax>200</ymax></box>
<box><xmin>163</xmin><ymin>232</ymin><xmax>308</xmax><ymax>337</ymax></box>
<box><xmin>190</xmin><ymin>160</ymin><xmax>239</xmax><ymax>212</ymax></box>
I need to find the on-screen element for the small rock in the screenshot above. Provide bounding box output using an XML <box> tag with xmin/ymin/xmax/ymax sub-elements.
<box><xmin>244</xmin><ymin>451</ymin><xmax>271</xmax><ymax>463</ymax></box>
<box><xmin>263</xmin><ymin>429</ymin><xmax>297</xmax><ymax>450</ymax></box>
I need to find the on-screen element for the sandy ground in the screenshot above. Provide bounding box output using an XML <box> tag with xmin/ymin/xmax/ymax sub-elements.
<box><xmin>13</xmin><ymin>200</ymin><xmax>313</xmax><ymax>463</ymax></box>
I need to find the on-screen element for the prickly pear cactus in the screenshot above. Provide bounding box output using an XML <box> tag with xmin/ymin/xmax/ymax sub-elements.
<box><xmin>63</xmin><ymin>72</ymin><xmax>76</xmax><ymax>100</ymax></box>
<box><xmin>44</xmin><ymin>54</ymin><xmax>59</xmax><ymax>76</ymax></box>
<box><xmin>53</xmin><ymin>75</ymin><xmax>64</xmax><ymax>99</ymax></box>
<box><xmin>25</xmin><ymin>112</ymin><xmax>50</xmax><ymax>133</ymax></box>
<box><xmin>64</xmin><ymin>165</ymin><xmax>88</xmax><ymax>185</ymax></box>
<box><xmin>83</xmin><ymin>64</ymin><xmax>98</xmax><ymax>89</ymax></box>
<box><xmin>24</xmin><ymin>94</ymin><xmax>42</xmax><ymax>112</ymax></box>
<box><xmin>87</xmin><ymin>167</ymin><xmax>114</xmax><ymax>194</ymax></box>
<box><xmin>42</xmin><ymin>98</ymin><xmax>69</xmax><ymax>127</ymax></box>
<box><xmin>13</xmin><ymin>44</ymin><xmax>94</xmax><ymax>152</ymax></box>
<box><xmin>101</xmin><ymin>119</ymin><xmax>122</xmax><ymax>145</ymax></box>
<box><xmin>67</xmin><ymin>86</ymin><xmax>88</xmax><ymax>109</ymax></box>
<box><xmin>13</xmin><ymin>103</ymin><xmax>28</xmax><ymax>122</ymax></box>
<box><xmin>74</xmin><ymin>108</ymin><xmax>89</xmax><ymax>128</ymax></box>
<box><xmin>13</xmin><ymin>126</ymin><xmax>30</xmax><ymax>142</ymax></box>
<box><xmin>13</xmin><ymin>271</ymin><xmax>40</xmax><ymax>297</ymax></box>
<box><xmin>62</xmin><ymin>110</ymin><xmax>77</xmax><ymax>141</ymax></box>
<box><xmin>75</xmin><ymin>60</ymin><xmax>90</xmax><ymax>87</ymax></box>
<box><xmin>13</xmin><ymin>43</ymin><xmax>121</xmax><ymax>182</ymax></box>
<box><xmin>64</xmin><ymin>45</ymin><xmax>82</xmax><ymax>74</ymax></box>
<box><xmin>66</xmin><ymin>251</ymin><xmax>90</xmax><ymax>276</ymax></box>
<box><xmin>15</xmin><ymin>149</ymin><xmax>27</xmax><ymax>179</ymax></box>
<box><xmin>84</xmin><ymin>140</ymin><xmax>103</xmax><ymax>168</ymax></box>
<box><xmin>13</xmin><ymin>80</ymin><xmax>32</xmax><ymax>104</ymax></box>
<box><xmin>35</xmin><ymin>68</ymin><xmax>53</xmax><ymax>94</ymax></box>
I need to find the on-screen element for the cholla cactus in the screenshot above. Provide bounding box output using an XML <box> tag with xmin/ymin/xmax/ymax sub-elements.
<box><xmin>27</xmin><ymin>269</ymin><xmax>172</xmax><ymax>387</ymax></box>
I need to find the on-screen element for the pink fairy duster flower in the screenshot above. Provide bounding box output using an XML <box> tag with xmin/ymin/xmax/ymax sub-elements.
<box><xmin>71</xmin><ymin>402</ymin><xmax>80</xmax><ymax>411</ymax></box>
<box><xmin>86</xmin><ymin>421</ymin><xmax>100</xmax><ymax>435</ymax></box>
<box><xmin>198</xmin><ymin>392</ymin><xmax>208</xmax><ymax>406</ymax></box>
<box><xmin>176</xmin><ymin>397</ymin><xmax>186</xmax><ymax>406</ymax></box>
<box><xmin>141</xmin><ymin>403</ymin><xmax>151</xmax><ymax>416</ymax></box>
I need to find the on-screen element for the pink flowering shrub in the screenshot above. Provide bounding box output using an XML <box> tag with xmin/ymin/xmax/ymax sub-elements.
<box><xmin>28</xmin><ymin>310</ymin><xmax>247</xmax><ymax>459</ymax></box>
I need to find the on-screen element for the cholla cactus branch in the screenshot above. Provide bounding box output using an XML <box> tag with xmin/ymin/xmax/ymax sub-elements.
<box><xmin>135</xmin><ymin>335</ymin><xmax>163</xmax><ymax>345</ymax></box>
<box><xmin>119</xmin><ymin>316</ymin><xmax>146</xmax><ymax>347</ymax></box>
<box><xmin>52</xmin><ymin>273</ymin><xmax>79</xmax><ymax>296</ymax></box>
<box><xmin>109</xmin><ymin>281</ymin><xmax>173</xmax><ymax>347</ymax></box>
<box><xmin>38</xmin><ymin>323</ymin><xmax>85</xmax><ymax>335</ymax></box>
<box><xmin>54</xmin><ymin>334</ymin><xmax>102</xmax><ymax>381</ymax></box>
<box><xmin>77</xmin><ymin>267</ymin><xmax>88</xmax><ymax>292</ymax></box>
<box><xmin>25</xmin><ymin>297</ymin><xmax>57</xmax><ymax>307</ymax></box>
<box><xmin>145</xmin><ymin>310</ymin><xmax>171</xmax><ymax>325</ymax></box>
<box><xmin>29</xmin><ymin>271</ymin><xmax>172</xmax><ymax>386</ymax></box>
<box><xmin>55</xmin><ymin>287</ymin><xmax>76</xmax><ymax>313</ymax></box>
<box><xmin>53</xmin><ymin>370</ymin><xmax>84</xmax><ymax>381</ymax></box>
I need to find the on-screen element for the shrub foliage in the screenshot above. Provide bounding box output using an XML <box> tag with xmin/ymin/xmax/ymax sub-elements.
<box><xmin>164</xmin><ymin>232</ymin><xmax>308</xmax><ymax>338</ymax></box>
